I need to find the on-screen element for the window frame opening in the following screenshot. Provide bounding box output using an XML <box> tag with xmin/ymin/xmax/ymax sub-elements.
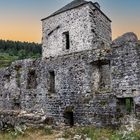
<box><xmin>49</xmin><ymin>71</ymin><xmax>55</xmax><ymax>94</ymax></box>
<box><xmin>14</xmin><ymin>102</ymin><xmax>21</xmax><ymax>110</ymax></box>
<box><xmin>91</xmin><ymin>60</ymin><xmax>111</xmax><ymax>93</ymax></box>
<box><xmin>13</xmin><ymin>97</ymin><xmax>21</xmax><ymax>110</ymax></box>
<box><xmin>117</xmin><ymin>97</ymin><xmax>134</xmax><ymax>114</ymax></box>
<box><xmin>63</xmin><ymin>31</ymin><xmax>70</xmax><ymax>50</ymax></box>
<box><xmin>15</xmin><ymin>65</ymin><xmax>22</xmax><ymax>88</ymax></box>
<box><xmin>27</xmin><ymin>69</ymin><xmax>37</xmax><ymax>89</ymax></box>
<box><xmin>4</xmin><ymin>74</ymin><xmax>11</xmax><ymax>83</ymax></box>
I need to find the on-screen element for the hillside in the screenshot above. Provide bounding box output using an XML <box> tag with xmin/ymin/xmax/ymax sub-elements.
<box><xmin>0</xmin><ymin>40</ymin><xmax>42</xmax><ymax>68</ymax></box>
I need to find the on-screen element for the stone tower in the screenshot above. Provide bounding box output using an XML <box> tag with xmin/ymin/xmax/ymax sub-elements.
<box><xmin>41</xmin><ymin>0</ymin><xmax>112</xmax><ymax>58</ymax></box>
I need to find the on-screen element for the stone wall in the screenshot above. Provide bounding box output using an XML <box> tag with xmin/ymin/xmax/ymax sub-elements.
<box><xmin>0</xmin><ymin>47</ymin><xmax>117</xmax><ymax>127</ymax></box>
<box><xmin>0</xmin><ymin>59</ymin><xmax>43</xmax><ymax>112</ymax></box>
<box><xmin>0</xmin><ymin>33</ymin><xmax>140</xmax><ymax>128</ymax></box>
<box><xmin>88</xmin><ymin>3</ymin><xmax>112</xmax><ymax>45</ymax></box>
<box><xmin>111</xmin><ymin>32</ymin><xmax>140</xmax><ymax>118</ymax></box>
<box><xmin>42</xmin><ymin>3</ymin><xmax>111</xmax><ymax>58</ymax></box>
<box><xmin>111</xmin><ymin>34</ymin><xmax>140</xmax><ymax>97</ymax></box>
<box><xmin>0</xmin><ymin>0</ymin><xmax>140</xmax><ymax>128</ymax></box>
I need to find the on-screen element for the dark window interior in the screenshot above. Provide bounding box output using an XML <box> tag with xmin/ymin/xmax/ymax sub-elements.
<box><xmin>13</xmin><ymin>98</ymin><xmax>21</xmax><ymax>110</ymax></box>
<box><xmin>117</xmin><ymin>98</ymin><xmax>133</xmax><ymax>113</ymax></box>
<box><xmin>49</xmin><ymin>71</ymin><xmax>55</xmax><ymax>93</ymax></box>
<box><xmin>44</xmin><ymin>117</ymin><xmax>54</xmax><ymax>125</ymax></box>
<box><xmin>27</xmin><ymin>69</ymin><xmax>37</xmax><ymax>89</ymax></box>
<box><xmin>4</xmin><ymin>74</ymin><xmax>11</xmax><ymax>83</ymax></box>
<box><xmin>15</xmin><ymin>65</ymin><xmax>21</xmax><ymax>88</ymax></box>
<box><xmin>63</xmin><ymin>31</ymin><xmax>70</xmax><ymax>50</ymax></box>
<box><xmin>14</xmin><ymin>102</ymin><xmax>21</xmax><ymax>110</ymax></box>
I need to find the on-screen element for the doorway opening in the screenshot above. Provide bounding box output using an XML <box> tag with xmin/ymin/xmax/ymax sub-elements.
<box><xmin>64</xmin><ymin>111</ymin><xmax>74</xmax><ymax>126</ymax></box>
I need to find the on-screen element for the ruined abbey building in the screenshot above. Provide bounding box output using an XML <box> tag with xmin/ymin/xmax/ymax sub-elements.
<box><xmin>0</xmin><ymin>0</ymin><xmax>140</xmax><ymax>128</ymax></box>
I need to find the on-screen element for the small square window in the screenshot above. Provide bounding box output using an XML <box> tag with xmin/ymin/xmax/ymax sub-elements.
<box><xmin>117</xmin><ymin>98</ymin><xmax>134</xmax><ymax>114</ymax></box>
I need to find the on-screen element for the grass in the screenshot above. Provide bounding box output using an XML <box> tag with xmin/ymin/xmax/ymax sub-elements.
<box><xmin>0</xmin><ymin>53</ymin><xmax>18</xmax><ymax>68</ymax></box>
<box><xmin>0</xmin><ymin>52</ymin><xmax>41</xmax><ymax>68</ymax></box>
<box><xmin>0</xmin><ymin>126</ymin><xmax>139</xmax><ymax>140</ymax></box>
<box><xmin>0</xmin><ymin>126</ymin><xmax>54</xmax><ymax>140</ymax></box>
<box><xmin>62</xmin><ymin>127</ymin><xmax>140</xmax><ymax>140</ymax></box>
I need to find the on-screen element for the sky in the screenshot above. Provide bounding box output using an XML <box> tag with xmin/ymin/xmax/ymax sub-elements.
<box><xmin>0</xmin><ymin>0</ymin><xmax>140</xmax><ymax>43</ymax></box>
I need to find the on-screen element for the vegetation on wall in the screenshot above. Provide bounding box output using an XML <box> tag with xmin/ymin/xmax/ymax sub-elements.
<box><xmin>0</xmin><ymin>39</ymin><xmax>42</xmax><ymax>68</ymax></box>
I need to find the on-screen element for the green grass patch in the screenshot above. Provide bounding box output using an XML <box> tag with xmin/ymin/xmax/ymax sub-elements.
<box><xmin>0</xmin><ymin>53</ymin><xmax>18</xmax><ymax>68</ymax></box>
<box><xmin>0</xmin><ymin>52</ymin><xmax>41</xmax><ymax>68</ymax></box>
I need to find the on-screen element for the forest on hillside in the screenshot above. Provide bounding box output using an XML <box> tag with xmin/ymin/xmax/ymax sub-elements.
<box><xmin>0</xmin><ymin>39</ymin><xmax>42</xmax><ymax>68</ymax></box>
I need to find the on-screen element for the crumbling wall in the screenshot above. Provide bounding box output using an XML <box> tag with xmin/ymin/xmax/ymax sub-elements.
<box><xmin>111</xmin><ymin>32</ymin><xmax>140</xmax><ymax>119</ymax></box>
<box><xmin>0</xmin><ymin>59</ymin><xmax>46</xmax><ymax>113</ymax></box>
<box><xmin>0</xmin><ymin>48</ymin><xmax>117</xmax><ymax>127</ymax></box>
<box><xmin>0</xmin><ymin>32</ymin><xmax>140</xmax><ymax>128</ymax></box>
<box><xmin>112</xmin><ymin>33</ymin><xmax>139</xmax><ymax>96</ymax></box>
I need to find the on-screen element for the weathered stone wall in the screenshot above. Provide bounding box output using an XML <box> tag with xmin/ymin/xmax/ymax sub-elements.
<box><xmin>111</xmin><ymin>34</ymin><xmax>140</xmax><ymax>97</ymax></box>
<box><xmin>0</xmin><ymin>59</ymin><xmax>44</xmax><ymax>112</ymax></box>
<box><xmin>88</xmin><ymin>3</ymin><xmax>112</xmax><ymax>45</ymax></box>
<box><xmin>0</xmin><ymin>0</ymin><xmax>140</xmax><ymax>129</ymax></box>
<box><xmin>0</xmin><ymin>48</ymin><xmax>117</xmax><ymax>127</ymax></box>
<box><xmin>0</xmin><ymin>33</ymin><xmax>140</xmax><ymax>127</ymax></box>
<box><xmin>42</xmin><ymin>3</ymin><xmax>111</xmax><ymax>58</ymax></box>
<box><xmin>111</xmin><ymin>32</ymin><xmax>140</xmax><ymax>118</ymax></box>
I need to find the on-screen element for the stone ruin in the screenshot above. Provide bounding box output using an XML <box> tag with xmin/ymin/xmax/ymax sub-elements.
<box><xmin>0</xmin><ymin>0</ymin><xmax>140</xmax><ymax>129</ymax></box>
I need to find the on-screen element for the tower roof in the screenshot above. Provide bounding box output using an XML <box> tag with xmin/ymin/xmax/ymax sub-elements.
<box><xmin>52</xmin><ymin>0</ymin><xmax>87</xmax><ymax>17</ymax></box>
<box><xmin>41</xmin><ymin>0</ymin><xmax>111</xmax><ymax>22</ymax></box>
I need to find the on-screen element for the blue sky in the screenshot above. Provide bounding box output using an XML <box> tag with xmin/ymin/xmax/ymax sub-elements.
<box><xmin>0</xmin><ymin>0</ymin><xmax>140</xmax><ymax>42</ymax></box>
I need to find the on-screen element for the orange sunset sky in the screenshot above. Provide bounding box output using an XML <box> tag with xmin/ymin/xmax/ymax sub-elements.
<box><xmin>0</xmin><ymin>0</ymin><xmax>140</xmax><ymax>43</ymax></box>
